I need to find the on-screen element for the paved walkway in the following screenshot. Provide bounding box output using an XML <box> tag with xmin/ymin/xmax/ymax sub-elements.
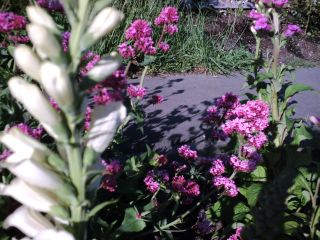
<box><xmin>125</xmin><ymin>68</ymin><xmax>320</xmax><ymax>153</ymax></box>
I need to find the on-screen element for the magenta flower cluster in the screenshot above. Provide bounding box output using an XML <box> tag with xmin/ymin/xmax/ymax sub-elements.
<box><xmin>0</xmin><ymin>12</ymin><xmax>26</xmax><ymax>33</ymax></box>
<box><xmin>248</xmin><ymin>10</ymin><xmax>272</xmax><ymax>31</ymax></box>
<box><xmin>262</xmin><ymin>0</ymin><xmax>288</xmax><ymax>8</ymax></box>
<box><xmin>222</xmin><ymin>100</ymin><xmax>269</xmax><ymax>149</ymax></box>
<box><xmin>36</xmin><ymin>0</ymin><xmax>64</xmax><ymax>12</ymax></box>
<box><xmin>118</xmin><ymin>6</ymin><xmax>179</xmax><ymax>59</ymax></box>
<box><xmin>144</xmin><ymin>169</ymin><xmax>170</xmax><ymax>193</ymax></box>
<box><xmin>178</xmin><ymin>145</ymin><xmax>198</xmax><ymax>160</ymax></box>
<box><xmin>284</xmin><ymin>24</ymin><xmax>301</xmax><ymax>37</ymax></box>
<box><xmin>227</xmin><ymin>227</ymin><xmax>243</xmax><ymax>240</ymax></box>
<box><xmin>213</xmin><ymin>176</ymin><xmax>238</xmax><ymax>197</ymax></box>
<box><xmin>127</xmin><ymin>84</ymin><xmax>147</xmax><ymax>99</ymax></box>
<box><xmin>15</xmin><ymin>123</ymin><xmax>44</xmax><ymax>140</ymax></box>
<box><xmin>100</xmin><ymin>160</ymin><xmax>123</xmax><ymax>192</ymax></box>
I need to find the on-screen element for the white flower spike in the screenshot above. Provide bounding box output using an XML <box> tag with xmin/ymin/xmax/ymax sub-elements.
<box><xmin>27</xmin><ymin>6</ymin><xmax>58</xmax><ymax>32</ymax></box>
<box><xmin>87</xmin><ymin>102</ymin><xmax>126</xmax><ymax>153</ymax></box>
<box><xmin>3</xmin><ymin>206</ymin><xmax>54</xmax><ymax>238</ymax></box>
<box><xmin>34</xmin><ymin>229</ymin><xmax>75</xmax><ymax>240</ymax></box>
<box><xmin>14</xmin><ymin>45</ymin><xmax>42</xmax><ymax>81</ymax></box>
<box><xmin>0</xmin><ymin>178</ymin><xmax>58</xmax><ymax>212</ymax></box>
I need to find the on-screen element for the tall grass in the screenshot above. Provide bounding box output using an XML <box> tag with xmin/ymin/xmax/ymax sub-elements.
<box><xmin>96</xmin><ymin>0</ymin><xmax>252</xmax><ymax>74</ymax></box>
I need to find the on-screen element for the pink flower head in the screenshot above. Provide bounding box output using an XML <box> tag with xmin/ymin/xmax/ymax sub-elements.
<box><xmin>93</xmin><ymin>88</ymin><xmax>114</xmax><ymax>105</ymax></box>
<box><xmin>216</xmin><ymin>93</ymin><xmax>239</xmax><ymax>110</ymax></box>
<box><xmin>254</xmin><ymin>16</ymin><xmax>272</xmax><ymax>31</ymax></box>
<box><xmin>102</xmin><ymin>159</ymin><xmax>123</xmax><ymax>175</ymax></box>
<box><xmin>149</xmin><ymin>94</ymin><xmax>164</xmax><ymax>104</ymax></box>
<box><xmin>118</xmin><ymin>42</ymin><xmax>135</xmax><ymax>59</ymax></box>
<box><xmin>127</xmin><ymin>84</ymin><xmax>147</xmax><ymax>98</ymax></box>
<box><xmin>80</xmin><ymin>52</ymin><xmax>101</xmax><ymax>77</ymax></box>
<box><xmin>247</xmin><ymin>132</ymin><xmax>268</xmax><ymax>149</ymax></box>
<box><xmin>272</xmin><ymin>0</ymin><xmax>288</xmax><ymax>8</ymax></box>
<box><xmin>227</xmin><ymin>227</ymin><xmax>243</xmax><ymax>240</ymax></box>
<box><xmin>50</xmin><ymin>98</ymin><xmax>60</xmax><ymax>111</ymax></box>
<box><xmin>84</xmin><ymin>106</ymin><xmax>92</xmax><ymax>131</ymax></box>
<box><xmin>62</xmin><ymin>31</ymin><xmax>70</xmax><ymax>52</ymax></box>
<box><xmin>0</xmin><ymin>12</ymin><xmax>26</xmax><ymax>33</ymax></box>
<box><xmin>284</xmin><ymin>24</ymin><xmax>301</xmax><ymax>37</ymax></box>
<box><xmin>262</xmin><ymin>0</ymin><xmax>272</xmax><ymax>5</ymax></box>
<box><xmin>213</xmin><ymin>176</ymin><xmax>238</xmax><ymax>197</ymax></box>
<box><xmin>14</xmin><ymin>123</ymin><xmax>43</xmax><ymax>140</ymax></box>
<box><xmin>230</xmin><ymin>155</ymin><xmax>257</xmax><ymax>173</ymax></box>
<box><xmin>159</xmin><ymin>42</ymin><xmax>170</xmax><ymax>53</ymax></box>
<box><xmin>7</xmin><ymin>35</ymin><xmax>30</xmax><ymax>44</ymax></box>
<box><xmin>209</xmin><ymin>159</ymin><xmax>225</xmax><ymax>176</ymax></box>
<box><xmin>164</xmin><ymin>24</ymin><xmax>178</xmax><ymax>36</ymax></box>
<box><xmin>172</xmin><ymin>176</ymin><xmax>200</xmax><ymax>197</ymax></box>
<box><xmin>100</xmin><ymin>175</ymin><xmax>117</xmax><ymax>192</ymax></box>
<box><xmin>154</xmin><ymin>6</ymin><xmax>179</xmax><ymax>25</ymax></box>
<box><xmin>248</xmin><ymin>10</ymin><xmax>265</xmax><ymax>20</ymax></box>
<box><xmin>133</xmin><ymin>37</ymin><xmax>156</xmax><ymax>55</ymax></box>
<box><xmin>125</xmin><ymin>19</ymin><xmax>152</xmax><ymax>40</ymax></box>
<box><xmin>156</xmin><ymin>154</ymin><xmax>168</xmax><ymax>166</ymax></box>
<box><xmin>144</xmin><ymin>171</ymin><xmax>162</xmax><ymax>193</ymax></box>
<box><xmin>36</xmin><ymin>0</ymin><xmax>64</xmax><ymax>11</ymax></box>
<box><xmin>178</xmin><ymin>145</ymin><xmax>198</xmax><ymax>160</ymax></box>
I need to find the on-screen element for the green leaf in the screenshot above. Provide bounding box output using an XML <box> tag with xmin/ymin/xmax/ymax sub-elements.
<box><xmin>292</xmin><ymin>124</ymin><xmax>312</xmax><ymax>146</ymax></box>
<box><xmin>139</xmin><ymin>55</ymin><xmax>156</xmax><ymax>66</ymax></box>
<box><xmin>283</xmin><ymin>220</ymin><xmax>299</xmax><ymax>235</ymax></box>
<box><xmin>250</xmin><ymin>166</ymin><xmax>267</xmax><ymax>182</ymax></box>
<box><xmin>284</xmin><ymin>84</ymin><xmax>313</xmax><ymax>100</ymax></box>
<box><xmin>119</xmin><ymin>207</ymin><xmax>146</xmax><ymax>232</ymax></box>
<box><xmin>233</xmin><ymin>202</ymin><xmax>250</xmax><ymax>221</ymax></box>
<box><xmin>87</xmin><ymin>199</ymin><xmax>119</xmax><ymax>219</ymax></box>
<box><xmin>83</xmin><ymin>147</ymin><xmax>98</xmax><ymax>169</ymax></box>
<box><xmin>246</xmin><ymin>184</ymin><xmax>263</xmax><ymax>207</ymax></box>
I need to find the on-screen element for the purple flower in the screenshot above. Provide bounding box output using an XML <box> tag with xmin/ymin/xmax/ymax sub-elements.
<box><xmin>178</xmin><ymin>145</ymin><xmax>198</xmax><ymax>160</ymax></box>
<box><xmin>227</xmin><ymin>227</ymin><xmax>243</xmax><ymax>240</ymax></box>
<box><xmin>0</xmin><ymin>12</ymin><xmax>26</xmax><ymax>33</ymax></box>
<box><xmin>272</xmin><ymin>0</ymin><xmax>288</xmax><ymax>8</ymax></box>
<box><xmin>118</xmin><ymin>42</ymin><xmax>136</xmax><ymax>59</ymax></box>
<box><xmin>284</xmin><ymin>24</ymin><xmax>301</xmax><ymax>37</ymax></box>
<box><xmin>254</xmin><ymin>17</ymin><xmax>272</xmax><ymax>31</ymax></box>
<box><xmin>154</xmin><ymin>6</ymin><xmax>179</xmax><ymax>26</ymax></box>
<box><xmin>149</xmin><ymin>94</ymin><xmax>164</xmax><ymax>104</ymax></box>
<box><xmin>213</xmin><ymin>176</ymin><xmax>238</xmax><ymax>197</ymax></box>
<box><xmin>230</xmin><ymin>155</ymin><xmax>257</xmax><ymax>173</ymax></box>
<box><xmin>84</xmin><ymin>106</ymin><xmax>92</xmax><ymax>131</ymax></box>
<box><xmin>127</xmin><ymin>84</ymin><xmax>147</xmax><ymax>99</ymax></box>
<box><xmin>134</xmin><ymin>37</ymin><xmax>156</xmax><ymax>55</ymax></box>
<box><xmin>172</xmin><ymin>175</ymin><xmax>200</xmax><ymax>197</ymax></box>
<box><xmin>62</xmin><ymin>31</ymin><xmax>70</xmax><ymax>52</ymax></box>
<box><xmin>100</xmin><ymin>175</ymin><xmax>117</xmax><ymax>192</ymax></box>
<box><xmin>0</xmin><ymin>149</ymin><xmax>12</xmax><ymax>161</ymax></box>
<box><xmin>125</xmin><ymin>19</ymin><xmax>152</xmax><ymax>40</ymax></box>
<box><xmin>159</xmin><ymin>42</ymin><xmax>170</xmax><ymax>53</ymax></box>
<box><xmin>102</xmin><ymin>159</ymin><xmax>123</xmax><ymax>175</ymax></box>
<box><xmin>80</xmin><ymin>52</ymin><xmax>101</xmax><ymax>77</ymax></box>
<box><xmin>36</xmin><ymin>0</ymin><xmax>64</xmax><ymax>11</ymax></box>
<box><xmin>209</xmin><ymin>159</ymin><xmax>225</xmax><ymax>176</ymax></box>
<box><xmin>164</xmin><ymin>24</ymin><xmax>178</xmax><ymax>36</ymax></box>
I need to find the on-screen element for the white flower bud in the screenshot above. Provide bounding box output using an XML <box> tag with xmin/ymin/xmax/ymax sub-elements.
<box><xmin>87</xmin><ymin>102</ymin><xmax>126</xmax><ymax>153</ymax></box>
<box><xmin>3</xmin><ymin>206</ymin><xmax>54</xmax><ymax>237</ymax></box>
<box><xmin>0</xmin><ymin>127</ymin><xmax>49</xmax><ymax>162</ymax></box>
<box><xmin>8</xmin><ymin>77</ymin><xmax>62</xmax><ymax>139</ymax></box>
<box><xmin>310</xmin><ymin>116</ymin><xmax>320</xmax><ymax>126</ymax></box>
<box><xmin>250</xmin><ymin>26</ymin><xmax>257</xmax><ymax>35</ymax></box>
<box><xmin>0</xmin><ymin>178</ymin><xmax>58</xmax><ymax>212</ymax></box>
<box><xmin>84</xmin><ymin>7</ymin><xmax>123</xmax><ymax>47</ymax></box>
<box><xmin>40</xmin><ymin>62</ymin><xmax>74</xmax><ymax>108</ymax></box>
<box><xmin>27</xmin><ymin>6</ymin><xmax>58</xmax><ymax>32</ymax></box>
<box><xmin>34</xmin><ymin>229</ymin><xmax>75</xmax><ymax>240</ymax></box>
<box><xmin>14</xmin><ymin>45</ymin><xmax>42</xmax><ymax>81</ymax></box>
<box><xmin>27</xmin><ymin>24</ymin><xmax>62</xmax><ymax>61</ymax></box>
<box><xmin>4</xmin><ymin>153</ymin><xmax>63</xmax><ymax>190</ymax></box>
<box><xmin>87</xmin><ymin>55</ymin><xmax>121</xmax><ymax>82</ymax></box>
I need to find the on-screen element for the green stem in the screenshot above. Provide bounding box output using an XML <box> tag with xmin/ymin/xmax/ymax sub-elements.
<box><xmin>139</xmin><ymin>66</ymin><xmax>149</xmax><ymax>87</ymax></box>
<box><xmin>124</xmin><ymin>61</ymin><xmax>132</xmax><ymax>77</ymax></box>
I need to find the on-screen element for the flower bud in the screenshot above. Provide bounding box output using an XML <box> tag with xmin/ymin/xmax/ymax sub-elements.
<box><xmin>310</xmin><ymin>116</ymin><xmax>320</xmax><ymax>126</ymax></box>
<box><xmin>34</xmin><ymin>230</ymin><xmax>75</xmax><ymax>240</ymax></box>
<box><xmin>4</xmin><ymin>153</ymin><xmax>64</xmax><ymax>190</ymax></box>
<box><xmin>40</xmin><ymin>62</ymin><xmax>74</xmax><ymax>108</ymax></box>
<box><xmin>250</xmin><ymin>26</ymin><xmax>257</xmax><ymax>35</ymax></box>
<box><xmin>26</xmin><ymin>6</ymin><xmax>58</xmax><ymax>32</ymax></box>
<box><xmin>27</xmin><ymin>24</ymin><xmax>62</xmax><ymax>62</ymax></box>
<box><xmin>3</xmin><ymin>206</ymin><xmax>54</xmax><ymax>237</ymax></box>
<box><xmin>14</xmin><ymin>45</ymin><xmax>42</xmax><ymax>81</ymax></box>
<box><xmin>87</xmin><ymin>55</ymin><xmax>121</xmax><ymax>82</ymax></box>
<box><xmin>87</xmin><ymin>102</ymin><xmax>126</xmax><ymax>153</ymax></box>
<box><xmin>0</xmin><ymin>127</ymin><xmax>49</xmax><ymax>162</ymax></box>
<box><xmin>0</xmin><ymin>178</ymin><xmax>58</xmax><ymax>212</ymax></box>
<box><xmin>8</xmin><ymin>77</ymin><xmax>63</xmax><ymax>139</ymax></box>
<box><xmin>83</xmin><ymin>7</ymin><xmax>123</xmax><ymax>48</ymax></box>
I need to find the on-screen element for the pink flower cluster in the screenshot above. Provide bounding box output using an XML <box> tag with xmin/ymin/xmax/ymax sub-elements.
<box><xmin>118</xmin><ymin>7</ymin><xmax>179</xmax><ymax>59</ymax></box>
<box><xmin>213</xmin><ymin>176</ymin><xmax>238</xmax><ymax>197</ymax></box>
<box><xmin>93</xmin><ymin>88</ymin><xmax>122</xmax><ymax>105</ymax></box>
<box><xmin>127</xmin><ymin>84</ymin><xmax>147</xmax><ymax>99</ymax></box>
<box><xmin>262</xmin><ymin>0</ymin><xmax>288</xmax><ymax>8</ymax></box>
<box><xmin>15</xmin><ymin>123</ymin><xmax>44</xmax><ymax>140</ymax></box>
<box><xmin>248</xmin><ymin>10</ymin><xmax>272</xmax><ymax>31</ymax></box>
<box><xmin>7</xmin><ymin>35</ymin><xmax>29</xmax><ymax>44</ymax></box>
<box><xmin>0</xmin><ymin>149</ymin><xmax>12</xmax><ymax>161</ymax></box>
<box><xmin>144</xmin><ymin>169</ymin><xmax>170</xmax><ymax>193</ymax></box>
<box><xmin>84</xmin><ymin>106</ymin><xmax>92</xmax><ymax>131</ymax></box>
<box><xmin>100</xmin><ymin>159</ymin><xmax>123</xmax><ymax>192</ymax></box>
<box><xmin>0</xmin><ymin>12</ymin><xmax>26</xmax><ymax>33</ymax></box>
<box><xmin>36</xmin><ymin>0</ymin><xmax>64</xmax><ymax>12</ymax></box>
<box><xmin>227</xmin><ymin>227</ymin><xmax>243</xmax><ymax>240</ymax></box>
<box><xmin>172</xmin><ymin>175</ymin><xmax>200</xmax><ymax>198</ymax></box>
<box><xmin>178</xmin><ymin>145</ymin><xmax>198</xmax><ymax>160</ymax></box>
<box><xmin>148</xmin><ymin>94</ymin><xmax>164</xmax><ymax>105</ymax></box>
<box><xmin>222</xmin><ymin>100</ymin><xmax>269</xmax><ymax>149</ymax></box>
<box><xmin>284</xmin><ymin>24</ymin><xmax>301</xmax><ymax>37</ymax></box>
<box><xmin>209</xmin><ymin>159</ymin><xmax>225</xmax><ymax>176</ymax></box>
<box><xmin>62</xmin><ymin>31</ymin><xmax>70</xmax><ymax>52</ymax></box>
<box><xmin>80</xmin><ymin>52</ymin><xmax>101</xmax><ymax>77</ymax></box>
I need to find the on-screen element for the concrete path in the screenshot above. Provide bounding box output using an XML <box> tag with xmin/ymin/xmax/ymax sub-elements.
<box><xmin>125</xmin><ymin>68</ymin><xmax>320</xmax><ymax>153</ymax></box>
